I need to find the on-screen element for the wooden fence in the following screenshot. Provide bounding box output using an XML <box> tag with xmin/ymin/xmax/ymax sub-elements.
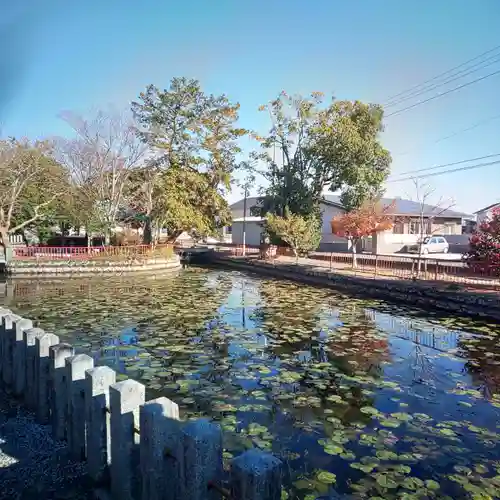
<box><xmin>0</xmin><ymin>309</ymin><xmax>282</xmax><ymax>500</ymax></box>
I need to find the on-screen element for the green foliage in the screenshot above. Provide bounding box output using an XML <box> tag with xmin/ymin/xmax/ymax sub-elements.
<box><xmin>131</xmin><ymin>77</ymin><xmax>246</xmax><ymax>240</ymax></box>
<box><xmin>265</xmin><ymin>212</ymin><xmax>321</xmax><ymax>257</ymax></box>
<box><xmin>153</xmin><ymin>167</ymin><xmax>231</xmax><ymax>240</ymax></box>
<box><xmin>254</xmin><ymin>92</ymin><xmax>391</xmax><ymax>218</ymax></box>
<box><xmin>0</xmin><ymin>138</ymin><xmax>72</xmax><ymax>243</ymax></box>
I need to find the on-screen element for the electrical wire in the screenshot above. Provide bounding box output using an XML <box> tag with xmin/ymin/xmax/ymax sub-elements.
<box><xmin>393</xmin><ymin>113</ymin><xmax>500</xmax><ymax>157</ymax></box>
<box><xmin>383</xmin><ymin>44</ymin><xmax>500</xmax><ymax>104</ymax></box>
<box><xmin>385</xmin><ymin>53</ymin><xmax>500</xmax><ymax>108</ymax></box>
<box><xmin>387</xmin><ymin>159</ymin><xmax>500</xmax><ymax>183</ymax></box>
<box><xmin>388</xmin><ymin>153</ymin><xmax>500</xmax><ymax>178</ymax></box>
<box><xmin>385</xmin><ymin>68</ymin><xmax>500</xmax><ymax>117</ymax></box>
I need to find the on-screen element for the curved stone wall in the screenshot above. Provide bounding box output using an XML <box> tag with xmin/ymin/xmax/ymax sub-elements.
<box><xmin>6</xmin><ymin>256</ymin><xmax>181</xmax><ymax>275</ymax></box>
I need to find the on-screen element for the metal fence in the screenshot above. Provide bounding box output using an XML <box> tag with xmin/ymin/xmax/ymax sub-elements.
<box><xmin>219</xmin><ymin>244</ymin><xmax>500</xmax><ymax>291</ymax></box>
<box><xmin>0</xmin><ymin>309</ymin><xmax>283</xmax><ymax>499</ymax></box>
<box><xmin>12</xmin><ymin>244</ymin><xmax>173</xmax><ymax>260</ymax></box>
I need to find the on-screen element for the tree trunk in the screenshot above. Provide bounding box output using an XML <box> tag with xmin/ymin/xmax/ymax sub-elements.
<box><xmin>166</xmin><ymin>230</ymin><xmax>182</xmax><ymax>244</ymax></box>
<box><xmin>143</xmin><ymin>217</ymin><xmax>153</xmax><ymax>245</ymax></box>
<box><xmin>351</xmin><ymin>238</ymin><xmax>358</xmax><ymax>268</ymax></box>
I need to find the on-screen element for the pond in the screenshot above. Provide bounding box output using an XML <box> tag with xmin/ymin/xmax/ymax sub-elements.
<box><xmin>2</xmin><ymin>269</ymin><xmax>500</xmax><ymax>499</ymax></box>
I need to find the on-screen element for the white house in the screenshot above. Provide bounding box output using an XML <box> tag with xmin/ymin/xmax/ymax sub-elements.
<box><xmin>474</xmin><ymin>202</ymin><xmax>500</xmax><ymax>226</ymax></box>
<box><xmin>228</xmin><ymin>195</ymin><xmax>471</xmax><ymax>254</ymax></box>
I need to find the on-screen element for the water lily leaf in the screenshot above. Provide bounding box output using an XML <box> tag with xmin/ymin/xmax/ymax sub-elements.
<box><xmin>360</xmin><ymin>406</ymin><xmax>379</xmax><ymax>415</ymax></box>
<box><xmin>375</xmin><ymin>474</ymin><xmax>398</xmax><ymax>488</ymax></box>
<box><xmin>323</xmin><ymin>445</ymin><xmax>343</xmax><ymax>455</ymax></box>
<box><xmin>425</xmin><ymin>479</ymin><xmax>440</xmax><ymax>490</ymax></box>
<box><xmin>316</xmin><ymin>470</ymin><xmax>336</xmax><ymax>484</ymax></box>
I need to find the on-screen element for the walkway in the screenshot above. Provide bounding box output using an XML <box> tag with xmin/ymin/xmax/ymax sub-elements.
<box><xmin>0</xmin><ymin>388</ymin><xmax>92</xmax><ymax>500</ymax></box>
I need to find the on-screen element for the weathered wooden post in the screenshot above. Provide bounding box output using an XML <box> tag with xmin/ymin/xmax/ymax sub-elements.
<box><xmin>230</xmin><ymin>449</ymin><xmax>283</xmax><ymax>500</ymax></box>
<box><xmin>109</xmin><ymin>379</ymin><xmax>145</xmax><ymax>500</ymax></box>
<box><xmin>66</xmin><ymin>354</ymin><xmax>94</xmax><ymax>460</ymax></box>
<box><xmin>182</xmin><ymin>419</ymin><xmax>223</xmax><ymax>500</ymax></box>
<box><xmin>35</xmin><ymin>333</ymin><xmax>59</xmax><ymax>423</ymax></box>
<box><xmin>12</xmin><ymin>317</ymin><xmax>33</xmax><ymax>396</ymax></box>
<box><xmin>85</xmin><ymin>366</ymin><xmax>116</xmax><ymax>484</ymax></box>
<box><xmin>49</xmin><ymin>343</ymin><xmax>74</xmax><ymax>440</ymax></box>
<box><xmin>140</xmin><ymin>397</ymin><xmax>183</xmax><ymax>500</ymax></box>
<box><xmin>23</xmin><ymin>327</ymin><xmax>46</xmax><ymax>409</ymax></box>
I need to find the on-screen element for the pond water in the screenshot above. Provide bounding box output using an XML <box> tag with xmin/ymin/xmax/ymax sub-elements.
<box><xmin>2</xmin><ymin>269</ymin><xmax>500</xmax><ymax>499</ymax></box>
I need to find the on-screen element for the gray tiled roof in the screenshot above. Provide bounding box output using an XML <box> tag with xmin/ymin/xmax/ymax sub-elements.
<box><xmin>230</xmin><ymin>195</ymin><xmax>470</xmax><ymax>219</ymax></box>
<box><xmin>322</xmin><ymin>195</ymin><xmax>470</xmax><ymax>218</ymax></box>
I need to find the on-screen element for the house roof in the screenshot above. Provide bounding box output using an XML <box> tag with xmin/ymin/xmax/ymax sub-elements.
<box><xmin>322</xmin><ymin>194</ymin><xmax>470</xmax><ymax>218</ymax></box>
<box><xmin>474</xmin><ymin>202</ymin><xmax>500</xmax><ymax>214</ymax></box>
<box><xmin>230</xmin><ymin>195</ymin><xmax>470</xmax><ymax>218</ymax></box>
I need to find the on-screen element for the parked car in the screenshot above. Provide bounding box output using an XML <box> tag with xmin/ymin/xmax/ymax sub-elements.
<box><xmin>408</xmin><ymin>236</ymin><xmax>449</xmax><ymax>255</ymax></box>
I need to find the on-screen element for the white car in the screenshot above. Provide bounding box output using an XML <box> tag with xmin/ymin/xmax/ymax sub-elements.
<box><xmin>408</xmin><ymin>236</ymin><xmax>449</xmax><ymax>255</ymax></box>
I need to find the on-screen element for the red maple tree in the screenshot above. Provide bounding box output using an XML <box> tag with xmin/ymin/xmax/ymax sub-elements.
<box><xmin>331</xmin><ymin>201</ymin><xmax>395</xmax><ymax>266</ymax></box>
<box><xmin>466</xmin><ymin>206</ymin><xmax>500</xmax><ymax>276</ymax></box>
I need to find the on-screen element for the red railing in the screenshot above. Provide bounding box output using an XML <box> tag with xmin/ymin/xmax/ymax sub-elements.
<box><xmin>13</xmin><ymin>244</ymin><xmax>173</xmax><ymax>260</ymax></box>
<box><xmin>218</xmin><ymin>243</ymin><xmax>500</xmax><ymax>291</ymax></box>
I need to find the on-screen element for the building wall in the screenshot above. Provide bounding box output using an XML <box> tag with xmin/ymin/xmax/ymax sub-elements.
<box><xmin>231</xmin><ymin>221</ymin><xmax>264</xmax><ymax>247</ymax></box>
<box><xmin>476</xmin><ymin>208</ymin><xmax>497</xmax><ymax>226</ymax></box>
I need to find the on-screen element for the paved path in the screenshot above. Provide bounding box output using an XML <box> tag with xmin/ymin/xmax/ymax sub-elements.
<box><xmin>0</xmin><ymin>389</ymin><xmax>93</xmax><ymax>500</ymax></box>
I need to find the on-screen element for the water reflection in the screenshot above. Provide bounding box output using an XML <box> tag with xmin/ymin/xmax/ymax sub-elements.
<box><xmin>2</xmin><ymin>270</ymin><xmax>500</xmax><ymax>499</ymax></box>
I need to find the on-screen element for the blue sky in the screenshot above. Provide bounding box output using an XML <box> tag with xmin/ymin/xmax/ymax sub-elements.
<box><xmin>2</xmin><ymin>0</ymin><xmax>500</xmax><ymax>214</ymax></box>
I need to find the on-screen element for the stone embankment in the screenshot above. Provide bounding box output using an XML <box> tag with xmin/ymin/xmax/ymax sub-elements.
<box><xmin>215</xmin><ymin>256</ymin><xmax>500</xmax><ymax>321</ymax></box>
<box><xmin>0</xmin><ymin>308</ymin><xmax>283</xmax><ymax>500</ymax></box>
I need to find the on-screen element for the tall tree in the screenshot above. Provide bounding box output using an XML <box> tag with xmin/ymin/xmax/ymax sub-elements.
<box><xmin>254</xmin><ymin>91</ymin><xmax>391</xmax><ymax>217</ymax></box>
<box><xmin>57</xmin><ymin>110</ymin><xmax>147</xmax><ymax>244</ymax></box>
<box><xmin>0</xmin><ymin>138</ymin><xmax>70</xmax><ymax>246</ymax></box>
<box><xmin>131</xmin><ymin>77</ymin><xmax>246</xmax><ymax>242</ymax></box>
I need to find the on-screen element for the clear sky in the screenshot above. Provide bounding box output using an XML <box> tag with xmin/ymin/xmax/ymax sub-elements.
<box><xmin>2</xmin><ymin>0</ymin><xmax>500</xmax><ymax>214</ymax></box>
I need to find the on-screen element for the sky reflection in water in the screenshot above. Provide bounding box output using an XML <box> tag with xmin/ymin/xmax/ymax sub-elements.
<box><xmin>2</xmin><ymin>269</ymin><xmax>500</xmax><ymax>499</ymax></box>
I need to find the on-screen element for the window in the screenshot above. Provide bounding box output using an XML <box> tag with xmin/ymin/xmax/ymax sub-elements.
<box><xmin>393</xmin><ymin>222</ymin><xmax>404</xmax><ymax>234</ymax></box>
<box><xmin>443</xmin><ymin>223</ymin><xmax>455</xmax><ymax>235</ymax></box>
<box><xmin>226</xmin><ymin>225</ymin><xmax>232</xmax><ymax>234</ymax></box>
<box><xmin>409</xmin><ymin>219</ymin><xmax>422</xmax><ymax>234</ymax></box>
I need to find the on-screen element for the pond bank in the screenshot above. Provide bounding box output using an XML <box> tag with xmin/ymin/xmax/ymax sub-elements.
<box><xmin>213</xmin><ymin>255</ymin><xmax>500</xmax><ymax>321</ymax></box>
<box><xmin>4</xmin><ymin>256</ymin><xmax>181</xmax><ymax>276</ymax></box>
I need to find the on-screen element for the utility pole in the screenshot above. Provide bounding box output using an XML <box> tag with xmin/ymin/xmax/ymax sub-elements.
<box><xmin>236</xmin><ymin>165</ymin><xmax>256</xmax><ymax>258</ymax></box>
<box><xmin>242</xmin><ymin>183</ymin><xmax>248</xmax><ymax>256</ymax></box>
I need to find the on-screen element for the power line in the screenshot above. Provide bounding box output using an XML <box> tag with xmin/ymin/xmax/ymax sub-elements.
<box><xmin>388</xmin><ymin>153</ymin><xmax>500</xmax><ymax>178</ymax></box>
<box><xmin>385</xmin><ymin>53</ymin><xmax>500</xmax><ymax>108</ymax></box>
<box><xmin>385</xmin><ymin>68</ymin><xmax>500</xmax><ymax>117</ymax></box>
<box><xmin>387</xmin><ymin>159</ymin><xmax>500</xmax><ymax>183</ymax></box>
<box><xmin>393</xmin><ymin>113</ymin><xmax>500</xmax><ymax>157</ymax></box>
<box><xmin>383</xmin><ymin>44</ymin><xmax>500</xmax><ymax>104</ymax></box>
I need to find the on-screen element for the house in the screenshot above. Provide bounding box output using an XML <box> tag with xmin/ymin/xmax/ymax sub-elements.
<box><xmin>474</xmin><ymin>202</ymin><xmax>500</xmax><ymax>226</ymax></box>
<box><xmin>228</xmin><ymin>195</ymin><xmax>472</xmax><ymax>254</ymax></box>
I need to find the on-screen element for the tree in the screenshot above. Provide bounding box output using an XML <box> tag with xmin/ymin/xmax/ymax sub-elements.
<box><xmin>331</xmin><ymin>201</ymin><xmax>395</xmax><ymax>267</ymax></box>
<box><xmin>405</xmin><ymin>179</ymin><xmax>455</xmax><ymax>275</ymax></box>
<box><xmin>265</xmin><ymin>212</ymin><xmax>321</xmax><ymax>260</ymax></box>
<box><xmin>466</xmin><ymin>206</ymin><xmax>500</xmax><ymax>277</ymax></box>
<box><xmin>57</xmin><ymin>110</ymin><xmax>147</xmax><ymax>244</ymax></box>
<box><xmin>0</xmin><ymin>138</ymin><xmax>70</xmax><ymax>247</ymax></box>
<box><xmin>152</xmin><ymin>167</ymin><xmax>232</xmax><ymax>241</ymax></box>
<box><xmin>253</xmin><ymin>91</ymin><xmax>391</xmax><ymax>219</ymax></box>
<box><xmin>131</xmin><ymin>77</ymin><xmax>246</xmax><ymax>242</ymax></box>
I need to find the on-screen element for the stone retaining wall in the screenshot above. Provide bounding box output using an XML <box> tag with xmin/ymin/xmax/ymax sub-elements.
<box><xmin>6</xmin><ymin>256</ymin><xmax>181</xmax><ymax>275</ymax></box>
<box><xmin>216</xmin><ymin>257</ymin><xmax>500</xmax><ymax>321</ymax></box>
<box><xmin>0</xmin><ymin>309</ymin><xmax>283</xmax><ymax>499</ymax></box>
